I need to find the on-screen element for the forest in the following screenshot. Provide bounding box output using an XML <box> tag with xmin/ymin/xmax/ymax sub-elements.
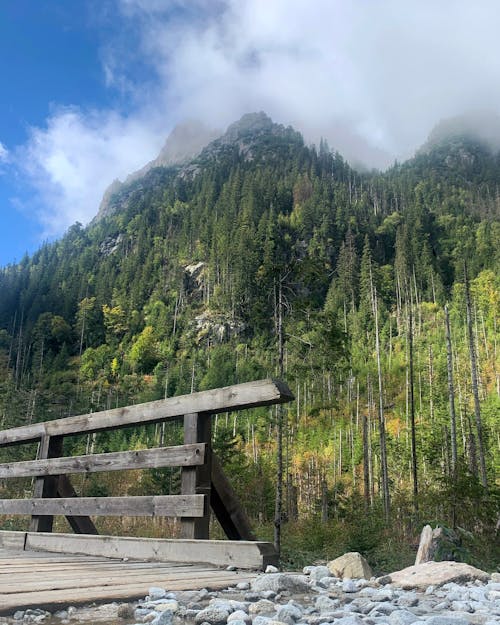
<box><xmin>0</xmin><ymin>112</ymin><xmax>498</xmax><ymax>572</ymax></box>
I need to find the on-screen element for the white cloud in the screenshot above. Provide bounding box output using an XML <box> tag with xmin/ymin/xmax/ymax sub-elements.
<box><xmin>17</xmin><ymin>0</ymin><xmax>500</xmax><ymax>237</ymax></box>
<box><xmin>0</xmin><ymin>141</ymin><xmax>9</xmax><ymax>164</ymax></box>
<box><xmin>18</xmin><ymin>107</ymin><xmax>164</xmax><ymax>237</ymax></box>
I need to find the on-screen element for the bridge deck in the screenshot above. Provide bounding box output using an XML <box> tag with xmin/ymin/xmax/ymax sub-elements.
<box><xmin>0</xmin><ymin>548</ymin><xmax>257</xmax><ymax>615</ymax></box>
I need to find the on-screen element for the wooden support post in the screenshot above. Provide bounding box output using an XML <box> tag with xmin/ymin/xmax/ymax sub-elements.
<box><xmin>211</xmin><ymin>454</ymin><xmax>256</xmax><ymax>540</ymax></box>
<box><xmin>29</xmin><ymin>435</ymin><xmax>63</xmax><ymax>533</ymax></box>
<box><xmin>181</xmin><ymin>413</ymin><xmax>211</xmax><ymax>539</ymax></box>
<box><xmin>57</xmin><ymin>475</ymin><xmax>99</xmax><ymax>535</ymax></box>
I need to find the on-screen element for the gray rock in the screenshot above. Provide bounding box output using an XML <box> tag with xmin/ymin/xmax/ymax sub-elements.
<box><xmin>275</xmin><ymin>603</ymin><xmax>303</xmax><ymax>623</ymax></box>
<box><xmin>397</xmin><ymin>593</ymin><xmax>419</xmax><ymax>608</ymax></box>
<box><xmin>248</xmin><ymin>599</ymin><xmax>277</xmax><ymax>615</ymax></box>
<box><xmin>153</xmin><ymin>610</ymin><xmax>174</xmax><ymax>625</ymax></box>
<box><xmin>237</xmin><ymin>582</ymin><xmax>251</xmax><ymax>590</ymax></box>
<box><xmin>425</xmin><ymin>617</ymin><xmax>472</xmax><ymax>625</ymax></box>
<box><xmin>266</xmin><ymin>565</ymin><xmax>280</xmax><ymax>573</ymax></box>
<box><xmin>315</xmin><ymin>596</ymin><xmax>340</xmax><ymax>613</ymax></box>
<box><xmin>309</xmin><ymin>567</ymin><xmax>331</xmax><ymax>584</ymax></box>
<box><xmin>335</xmin><ymin>616</ymin><xmax>366</xmax><ymax>625</ymax></box>
<box><xmin>149</xmin><ymin>587</ymin><xmax>168</xmax><ymax>600</ymax></box>
<box><xmin>118</xmin><ymin>604</ymin><xmax>135</xmax><ymax>619</ymax></box>
<box><xmin>450</xmin><ymin>602</ymin><xmax>473</xmax><ymax>613</ymax></box>
<box><xmin>389</xmin><ymin>610</ymin><xmax>419</xmax><ymax>625</ymax></box>
<box><xmin>194</xmin><ymin>607</ymin><xmax>231</xmax><ymax>625</ymax></box>
<box><xmin>343</xmin><ymin>579</ymin><xmax>359</xmax><ymax>593</ymax></box>
<box><xmin>252</xmin><ymin>574</ymin><xmax>310</xmax><ymax>594</ymax></box>
<box><xmin>228</xmin><ymin>610</ymin><xmax>251</xmax><ymax>624</ymax></box>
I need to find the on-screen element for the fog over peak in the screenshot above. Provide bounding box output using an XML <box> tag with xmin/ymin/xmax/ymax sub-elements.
<box><xmin>14</xmin><ymin>0</ymin><xmax>500</xmax><ymax>236</ymax></box>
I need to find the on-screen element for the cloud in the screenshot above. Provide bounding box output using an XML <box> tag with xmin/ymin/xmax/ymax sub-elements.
<box><xmin>17</xmin><ymin>0</ymin><xmax>500</xmax><ymax>237</ymax></box>
<box><xmin>0</xmin><ymin>141</ymin><xmax>8</xmax><ymax>164</ymax></box>
<box><xmin>18</xmin><ymin>107</ymin><xmax>164</xmax><ymax>237</ymax></box>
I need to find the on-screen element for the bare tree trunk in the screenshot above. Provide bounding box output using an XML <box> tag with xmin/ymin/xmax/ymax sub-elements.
<box><xmin>444</xmin><ymin>305</ymin><xmax>458</xmax><ymax>475</ymax></box>
<box><xmin>274</xmin><ymin>278</ymin><xmax>285</xmax><ymax>555</ymax></box>
<box><xmin>372</xmin><ymin>279</ymin><xmax>390</xmax><ymax>520</ymax></box>
<box><xmin>408</xmin><ymin>296</ymin><xmax>418</xmax><ymax>510</ymax></box>
<box><xmin>464</xmin><ymin>265</ymin><xmax>488</xmax><ymax>489</ymax></box>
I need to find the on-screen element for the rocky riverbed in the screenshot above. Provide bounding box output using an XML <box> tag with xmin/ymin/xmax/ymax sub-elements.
<box><xmin>1</xmin><ymin>561</ymin><xmax>498</xmax><ymax>625</ymax></box>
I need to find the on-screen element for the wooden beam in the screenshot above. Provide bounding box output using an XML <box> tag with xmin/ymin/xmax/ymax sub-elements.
<box><xmin>0</xmin><ymin>379</ymin><xmax>294</xmax><ymax>446</ymax></box>
<box><xmin>210</xmin><ymin>454</ymin><xmax>256</xmax><ymax>540</ymax></box>
<box><xmin>56</xmin><ymin>475</ymin><xmax>98</xmax><ymax>535</ymax></box>
<box><xmin>29</xmin><ymin>435</ymin><xmax>62</xmax><ymax>533</ymax></box>
<box><xmin>181</xmin><ymin>414</ymin><xmax>211</xmax><ymax>539</ymax></box>
<box><xmin>24</xmin><ymin>532</ymin><xmax>279</xmax><ymax>569</ymax></box>
<box><xmin>0</xmin><ymin>443</ymin><xmax>206</xmax><ymax>479</ymax></box>
<box><xmin>0</xmin><ymin>495</ymin><xmax>205</xmax><ymax>518</ymax></box>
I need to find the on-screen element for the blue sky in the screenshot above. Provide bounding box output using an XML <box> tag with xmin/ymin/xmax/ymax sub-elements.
<box><xmin>1</xmin><ymin>0</ymin><xmax>499</xmax><ymax>267</ymax></box>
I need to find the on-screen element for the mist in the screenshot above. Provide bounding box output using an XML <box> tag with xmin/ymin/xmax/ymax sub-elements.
<box><xmin>15</xmin><ymin>0</ymin><xmax>500</xmax><ymax>234</ymax></box>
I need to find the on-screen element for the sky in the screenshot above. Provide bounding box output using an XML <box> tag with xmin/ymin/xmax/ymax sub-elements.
<box><xmin>1</xmin><ymin>0</ymin><xmax>500</xmax><ymax>267</ymax></box>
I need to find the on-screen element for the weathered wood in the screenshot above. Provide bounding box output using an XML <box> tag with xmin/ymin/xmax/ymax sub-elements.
<box><xmin>0</xmin><ymin>546</ymin><xmax>258</xmax><ymax>614</ymax></box>
<box><xmin>0</xmin><ymin>531</ymin><xmax>26</xmax><ymax>550</ymax></box>
<box><xmin>0</xmin><ymin>443</ymin><xmax>206</xmax><ymax>479</ymax></box>
<box><xmin>56</xmin><ymin>474</ymin><xmax>99</xmax><ymax>535</ymax></box>
<box><xmin>29</xmin><ymin>435</ymin><xmax>63</xmax><ymax>533</ymax></box>
<box><xmin>0</xmin><ymin>495</ymin><xmax>205</xmax><ymax>517</ymax></box>
<box><xmin>24</xmin><ymin>532</ymin><xmax>278</xmax><ymax>569</ymax></box>
<box><xmin>181</xmin><ymin>413</ymin><xmax>211</xmax><ymax>539</ymax></box>
<box><xmin>0</xmin><ymin>379</ymin><xmax>294</xmax><ymax>446</ymax></box>
<box><xmin>211</xmin><ymin>454</ymin><xmax>256</xmax><ymax>540</ymax></box>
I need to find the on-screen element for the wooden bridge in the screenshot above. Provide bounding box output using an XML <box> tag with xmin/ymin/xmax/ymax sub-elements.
<box><xmin>0</xmin><ymin>379</ymin><xmax>293</xmax><ymax>612</ymax></box>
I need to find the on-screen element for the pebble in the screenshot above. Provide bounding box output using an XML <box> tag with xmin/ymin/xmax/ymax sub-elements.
<box><xmin>4</xmin><ymin>562</ymin><xmax>499</xmax><ymax>625</ymax></box>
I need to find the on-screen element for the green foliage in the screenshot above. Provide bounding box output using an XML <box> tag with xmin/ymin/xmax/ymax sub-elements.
<box><xmin>0</xmin><ymin>117</ymin><xmax>498</xmax><ymax>570</ymax></box>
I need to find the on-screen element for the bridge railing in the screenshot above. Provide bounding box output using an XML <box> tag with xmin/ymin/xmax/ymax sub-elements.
<box><xmin>0</xmin><ymin>379</ymin><xmax>293</xmax><ymax>542</ymax></box>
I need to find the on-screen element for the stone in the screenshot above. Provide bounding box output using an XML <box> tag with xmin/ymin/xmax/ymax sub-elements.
<box><xmin>153</xmin><ymin>610</ymin><xmax>174</xmax><ymax>625</ymax></box>
<box><xmin>388</xmin><ymin>561</ymin><xmax>490</xmax><ymax>591</ymax></box>
<box><xmin>117</xmin><ymin>603</ymin><xmax>135</xmax><ymax>619</ymax></box>
<box><xmin>194</xmin><ymin>607</ymin><xmax>231</xmax><ymax>625</ymax></box>
<box><xmin>309</xmin><ymin>566</ymin><xmax>331</xmax><ymax>584</ymax></box>
<box><xmin>275</xmin><ymin>603</ymin><xmax>303</xmax><ymax>623</ymax></box>
<box><xmin>266</xmin><ymin>565</ymin><xmax>280</xmax><ymax>573</ymax></box>
<box><xmin>315</xmin><ymin>595</ymin><xmax>340</xmax><ymax>613</ymax></box>
<box><xmin>334</xmin><ymin>616</ymin><xmax>365</xmax><ymax>625</ymax></box>
<box><xmin>425</xmin><ymin>617</ymin><xmax>472</xmax><ymax>625</ymax></box>
<box><xmin>343</xmin><ymin>579</ymin><xmax>359</xmax><ymax>593</ymax></box>
<box><xmin>228</xmin><ymin>610</ymin><xmax>251</xmax><ymax>624</ymax></box>
<box><xmin>149</xmin><ymin>587</ymin><xmax>168</xmax><ymax>600</ymax></box>
<box><xmin>388</xmin><ymin>609</ymin><xmax>419</xmax><ymax>625</ymax></box>
<box><xmin>248</xmin><ymin>599</ymin><xmax>277</xmax><ymax>615</ymax></box>
<box><xmin>327</xmin><ymin>552</ymin><xmax>373</xmax><ymax>580</ymax></box>
<box><xmin>155</xmin><ymin>601</ymin><xmax>179</xmax><ymax>613</ymax></box>
<box><xmin>252</xmin><ymin>573</ymin><xmax>310</xmax><ymax>594</ymax></box>
<box><xmin>415</xmin><ymin>526</ymin><xmax>463</xmax><ymax>565</ymax></box>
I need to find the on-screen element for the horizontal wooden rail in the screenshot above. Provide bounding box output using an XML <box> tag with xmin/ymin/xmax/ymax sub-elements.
<box><xmin>0</xmin><ymin>379</ymin><xmax>293</xmax><ymax>446</ymax></box>
<box><xmin>0</xmin><ymin>444</ymin><xmax>205</xmax><ymax>479</ymax></box>
<box><xmin>0</xmin><ymin>495</ymin><xmax>205</xmax><ymax>518</ymax></box>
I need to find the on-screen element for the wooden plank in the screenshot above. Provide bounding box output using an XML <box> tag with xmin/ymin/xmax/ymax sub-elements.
<box><xmin>0</xmin><ymin>379</ymin><xmax>294</xmax><ymax>446</ymax></box>
<box><xmin>0</xmin><ymin>495</ymin><xmax>205</xmax><ymax>517</ymax></box>
<box><xmin>0</xmin><ymin>530</ymin><xmax>26</xmax><ymax>550</ymax></box>
<box><xmin>0</xmin><ymin>443</ymin><xmax>205</xmax><ymax>478</ymax></box>
<box><xmin>211</xmin><ymin>454</ymin><xmax>256</xmax><ymax>540</ymax></box>
<box><xmin>181</xmin><ymin>413</ymin><xmax>211</xmax><ymax>539</ymax></box>
<box><xmin>25</xmin><ymin>532</ymin><xmax>278</xmax><ymax>569</ymax></box>
<box><xmin>29</xmin><ymin>435</ymin><xmax>62</xmax><ymax>533</ymax></box>
<box><xmin>57</xmin><ymin>474</ymin><xmax>99</xmax><ymax>535</ymax></box>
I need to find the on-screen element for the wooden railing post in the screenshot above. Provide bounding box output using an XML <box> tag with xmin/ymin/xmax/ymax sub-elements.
<box><xmin>181</xmin><ymin>413</ymin><xmax>211</xmax><ymax>539</ymax></box>
<box><xmin>29</xmin><ymin>435</ymin><xmax>63</xmax><ymax>533</ymax></box>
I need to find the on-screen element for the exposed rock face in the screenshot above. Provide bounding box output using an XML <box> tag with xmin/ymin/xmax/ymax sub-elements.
<box><xmin>387</xmin><ymin>561</ymin><xmax>490</xmax><ymax>590</ymax></box>
<box><xmin>327</xmin><ymin>552</ymin><xmax>373</xmax><ymax>580</ymax></box>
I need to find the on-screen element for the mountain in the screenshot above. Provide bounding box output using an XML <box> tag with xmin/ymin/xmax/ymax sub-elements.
<box><xmin>0</xmin><ymin>113</ymin><xmax>497</xmax><ymax>570</ymax></box>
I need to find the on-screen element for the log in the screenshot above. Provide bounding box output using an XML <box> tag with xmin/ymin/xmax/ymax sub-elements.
<box><xmin>0</xmin><ymin>379</ymin><xmax>294</xmax><ymax>446</ymax></box>
<box><xmin>24</xmin><ymin>532</ymin><xmax>278</xmax><ymax>569</ymax></box>
<box><xmin>0</xmin><ymin>495</ymin><xmax>205</xmax><ymax>518</ymax></box>
<box><xmin>0</xmin><ymin>444</ymin><xmax>205</xmax><ymax>479</ymax></box>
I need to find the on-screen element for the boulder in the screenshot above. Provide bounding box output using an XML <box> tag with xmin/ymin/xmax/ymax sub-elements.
<box><xmin>387</xmin><ymin>561</ymin><xmax>490</xmax><ymax>590</ymax></box>
<box><xmin>327</xmin><ymin>552</ymin><xmax>373</xmax><ymax>580</ymax></box>
<box><xmin>251</xmin><ymin>573</ymin><xmax>310</xmax><ymax>594</ymax></box>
